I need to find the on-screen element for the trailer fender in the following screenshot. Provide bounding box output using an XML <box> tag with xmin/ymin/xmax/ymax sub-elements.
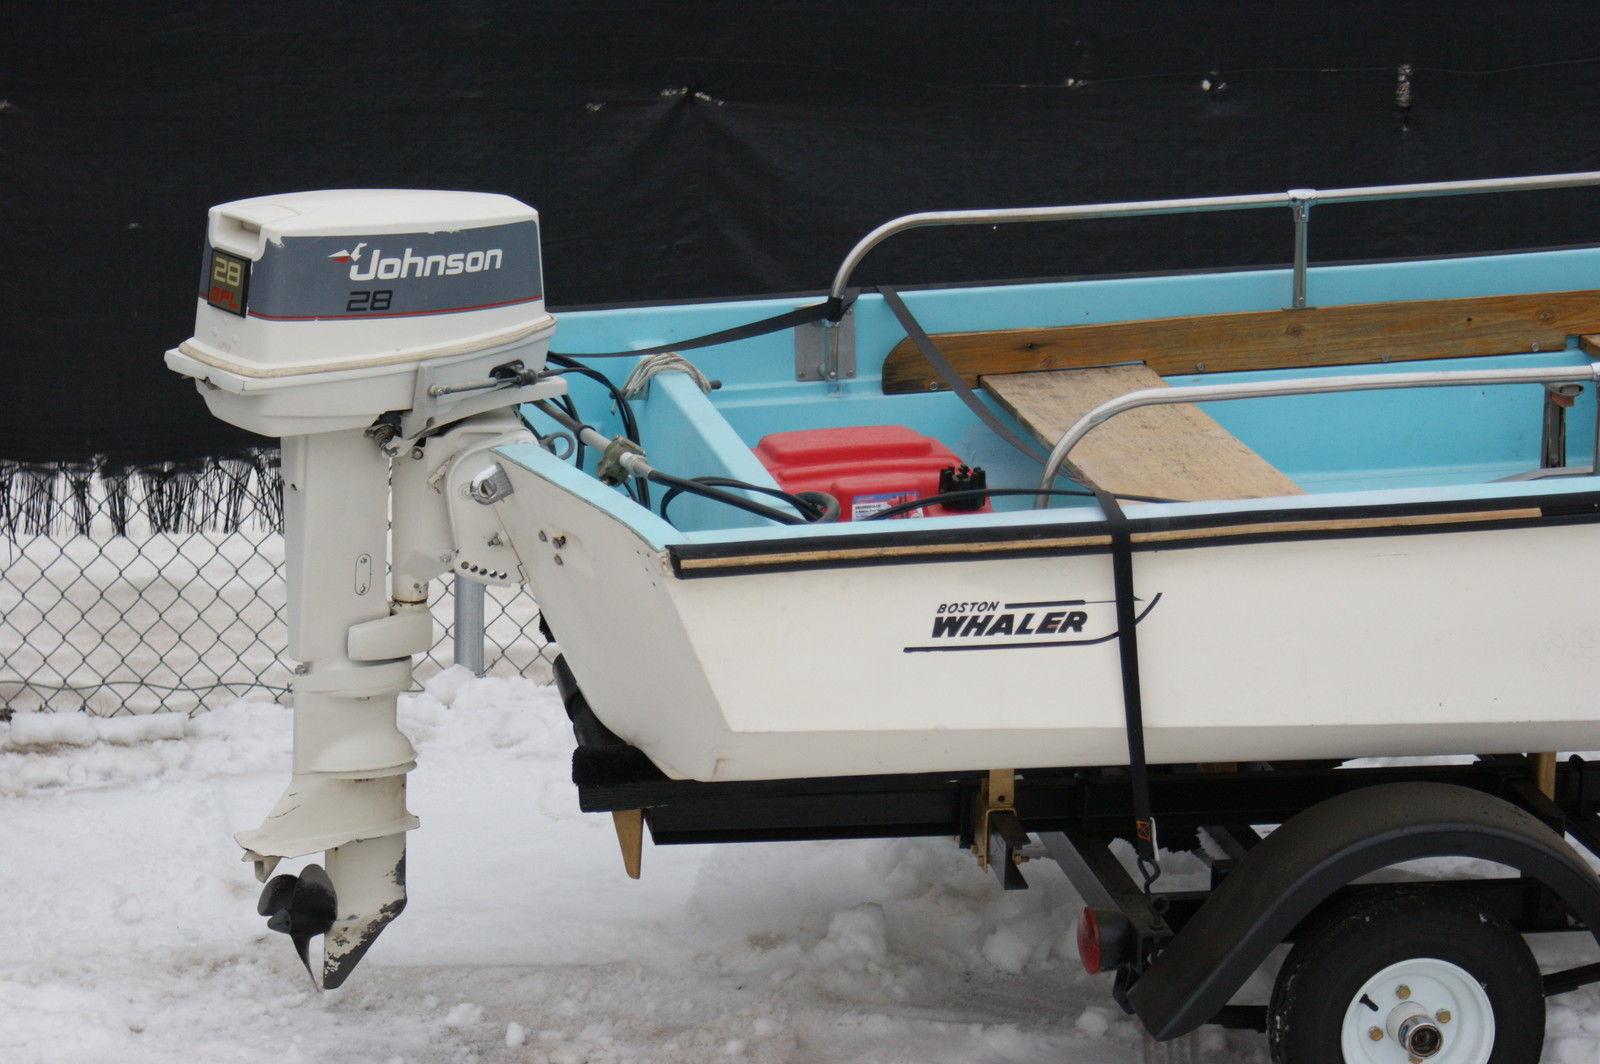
<box><xmin>1126</xmin><ymin>781</ymin><xmax>1600</xmax><ymax>1041</ymax></box>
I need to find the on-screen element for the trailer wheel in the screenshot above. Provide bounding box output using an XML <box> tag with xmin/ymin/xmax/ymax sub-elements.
<box><xmin>1267</xmin><ymin>891</ymin><xmax>1543</xmax><ymax>1064</ymax></box>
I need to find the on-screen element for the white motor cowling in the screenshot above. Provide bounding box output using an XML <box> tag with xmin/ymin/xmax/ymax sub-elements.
<box><xmin>166</xmin><ymin>188</ymin><xmax>556</xmax><ymax>438</ymax></box>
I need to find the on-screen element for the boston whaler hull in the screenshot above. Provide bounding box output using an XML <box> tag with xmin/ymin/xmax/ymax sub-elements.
<box><xmin>498</xmin><ymin>204</ymin><xmax>1600</xmax><ymax>781</ymax></box>
<box><xmin>500</xmin><ymin>431</ymin><xmax>1600</xmax><ymax>781</ymax></box>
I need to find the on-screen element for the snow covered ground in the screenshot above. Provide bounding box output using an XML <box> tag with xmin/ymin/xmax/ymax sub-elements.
<box><xmin>5</xmin><ymin>672</ymin><xmax>1600</xmax><ymax>1064</ymax></box>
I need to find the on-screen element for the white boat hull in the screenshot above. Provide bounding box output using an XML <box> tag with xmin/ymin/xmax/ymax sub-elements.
<box><xmin>496</xmin><ymin>447</ymin><xmax>1600</xmax><ymax>782</ymax></box>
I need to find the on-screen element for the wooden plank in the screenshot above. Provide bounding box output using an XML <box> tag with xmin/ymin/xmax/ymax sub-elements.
<box><xmin>883</xmin><ymin>289</ymin><xmax>1600</xmax><ymax>394</ymax></box>
<box><xmin>672</xmin><ymin>532</ymin><xmax>1116</xmax><ymax>572</ymax></box>
<box><xmin>1531</xmin><ymin>751</ymin><xmax>1557</xmax><ymax>799</ymax></box>
<box><xmin>986</xmin><ymin>365</ymin><xmax>1304</xmax><ymax>501</ymax></box>
<box><xmin>670</xmin><ymin>506</ymin><xmax>1544</xmax><ymax>574</ymax></box>
<box><xmin>1129</xmin><ymin>507</ymin><xmax>1543</xmax><ymax>544</ymax></box>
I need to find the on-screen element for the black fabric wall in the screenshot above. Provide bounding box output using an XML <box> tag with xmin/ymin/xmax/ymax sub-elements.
<box><xmin>5</xmin><ymin>2</ymin><xmax>1600</xmax><ymax>465</ymax></box>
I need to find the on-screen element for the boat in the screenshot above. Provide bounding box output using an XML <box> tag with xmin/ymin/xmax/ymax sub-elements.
<box><xmin>501</xmin><ymin>175</ymin><xmax>1600</xmax><ymax>782</ymax></box>
<box><xmin>168</xmin><ymin>176</ymin><xmax>1600</xmax><ymax>1061</ymax></box>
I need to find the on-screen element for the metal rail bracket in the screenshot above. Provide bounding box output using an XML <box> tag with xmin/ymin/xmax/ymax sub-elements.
<box><xmin>794</xmin><ymin>306</ymin><xmax>856</xmax><ymax>382</ymax></box>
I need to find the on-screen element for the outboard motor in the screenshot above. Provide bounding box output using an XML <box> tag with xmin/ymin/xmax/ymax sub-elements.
<box><xmin>167</xmin><ymin>190</ymin><xmax>564</xmax><ymax>986</ymax></box>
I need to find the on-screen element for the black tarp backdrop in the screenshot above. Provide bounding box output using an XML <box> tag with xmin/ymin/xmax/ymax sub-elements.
<box><xmin>5</xmin><ymin>1</ymin><xmax>1600</xmax><ymax>474</ymax></box>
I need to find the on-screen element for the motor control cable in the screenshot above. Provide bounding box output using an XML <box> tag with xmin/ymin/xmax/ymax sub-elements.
<box><xmin>543</xmin><ymin>354</ymin><xmax>649</xmax><ymax>507</ymax></box>
<box><xmin>530</xmin><ymin>400</ymin><xmax>833</xmax><ymax>527</ymax></box>
<box><xmin>864</xmin><ymin>486</ymin><xmax>1177</xmax><ymax>519</ymax></box>
<box><xmin>657</xmin><ymin>476</ymin><xmax>838</xmax><ymax>526</ymax></box>
<box><xmin>548</xmin><ymin>295</ymin><xmax>852</xmax><ymax>360</ymax></box>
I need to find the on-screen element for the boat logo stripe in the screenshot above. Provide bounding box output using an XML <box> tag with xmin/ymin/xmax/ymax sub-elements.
<box><xmin>904</xmin><ymin>594</ymin><xmax>1162</xmax><ymax>653</ymax></box>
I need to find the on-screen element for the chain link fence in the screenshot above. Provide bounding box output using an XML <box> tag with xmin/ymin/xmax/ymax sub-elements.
<box><xmin>0</xmin><ymin>454</ymin><xmax>553</xmax><ymax>719</ymax></box>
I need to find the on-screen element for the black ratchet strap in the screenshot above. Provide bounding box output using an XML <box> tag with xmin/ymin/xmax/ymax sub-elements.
<box><xmin>550</xmin><ymin>294</ymin><xmax>852</xmax><ymax>359</ymax></box>
<box><xmin>879</xmin><ymin>287</ymin><xmax>1048</xmax><ymax>465</ymax></box>
<box><xmin>1096</xmin><ymin>486</ymin><xmax>1162</xmax><ymax>898</ymax></box>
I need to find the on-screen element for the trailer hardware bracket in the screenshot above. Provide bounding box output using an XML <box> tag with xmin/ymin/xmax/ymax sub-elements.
<box><xmin>975</xmin><ymin>769</ymin><xmax>1028</xmax><ymax>888</ymax></box>
<box><xmin>986</xmin><ymin>810</ymin><xmax>1030</xmax><ymax>891</ymax></box>
<box><xmin>612</xmin><ymin>809</ymin><xmax>644</xmax><ymax>879</ymax></box>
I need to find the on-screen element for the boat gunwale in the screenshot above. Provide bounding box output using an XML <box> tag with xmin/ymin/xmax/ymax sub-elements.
<box><xmin>665</xmin><ymin>486</ymin><xmax>1600</xmax><ymax>577</ymax></box>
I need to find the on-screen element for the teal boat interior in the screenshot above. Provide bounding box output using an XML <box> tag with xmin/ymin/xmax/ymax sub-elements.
<box><xmin>518</xmin><ymin>242</ymin><xmax>1600</xmax><ymax>547</ymax></box>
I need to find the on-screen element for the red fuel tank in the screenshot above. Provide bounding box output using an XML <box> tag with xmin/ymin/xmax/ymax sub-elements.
<box><xmin>753</xmin><ymin>425</ymin><xmax>991</xmax><ymax>521</ymax></box>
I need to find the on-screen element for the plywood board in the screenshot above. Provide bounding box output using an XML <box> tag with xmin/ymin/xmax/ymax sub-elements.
<box><xmin>985</xmin><ymin>364</ymin><xmax>1304</xmax><ymax>501</ymax></box>
<box><xmin>883</xmin><ymin>289</ymin><xmax>1600</xmax><ymax>394</ymax></box>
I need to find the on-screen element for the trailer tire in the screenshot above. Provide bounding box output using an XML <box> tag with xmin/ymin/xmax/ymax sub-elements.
<box><xmin>1266</xmin><ymin>890</ymin><xmax>1542</xmax><ymax>1064</ymax></box>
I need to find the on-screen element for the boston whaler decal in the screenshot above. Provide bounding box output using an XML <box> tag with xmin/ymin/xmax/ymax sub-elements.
<box><xmin>904</xmin><ymin>593</ymin><xmax>1162</xmax><ymax>653</ymax></box>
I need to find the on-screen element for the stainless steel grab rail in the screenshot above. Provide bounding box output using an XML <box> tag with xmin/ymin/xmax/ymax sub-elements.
<box><xmin>830</xmin><ymin>171</ymin><xmax>1600</xmax><ymax>310</ymax></box>
<box><xmin>1033</xmin><ymin>363</ymin><xmax>1600</xmax><ymax>506</ymax></box>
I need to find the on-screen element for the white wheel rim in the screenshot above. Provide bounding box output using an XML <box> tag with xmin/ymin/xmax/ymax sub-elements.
<box><xmin>1339</xmin><ymin>957</ymin><xmax>1495</xmax><ymax>1064</ymax></box>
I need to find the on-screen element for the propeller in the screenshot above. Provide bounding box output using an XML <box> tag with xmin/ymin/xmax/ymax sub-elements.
<box><xmin>257</xmin><ymin>864</ymin><xmax>337</xmax><ymax>986</ymax></box>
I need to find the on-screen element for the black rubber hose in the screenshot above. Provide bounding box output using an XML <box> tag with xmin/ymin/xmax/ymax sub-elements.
<box><xmin>529</xmin><ymin>397</ymin><xmax>834</xmax><ymax>526</ymax></box>
<box><xmin>647</xmin><ymin>471</ymin><xmax>814</xmax><ymax>526</ymax></box>
<box><xmin>545</xmin><ymin>354</ymin><xmax>649</xmax><ymax>507</ymax></box>
<box><xmin>657</xmin><ymin>476</ymin><xmax>837</xmax><ymax>526</ymax></box>
<box><xmin>552</xmin><ymin>393</ymin><xmax>588</xmax><ymax>473</ymax></box>
<box><xmin>792</xmin><ymin>489</ymin><xmax>841</xmax><ymax>524</ymax></box>
<box><xmin>864</xmin><ymin>486</ymin><xmax>1177</xmax><ymax>520</ymax></box>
